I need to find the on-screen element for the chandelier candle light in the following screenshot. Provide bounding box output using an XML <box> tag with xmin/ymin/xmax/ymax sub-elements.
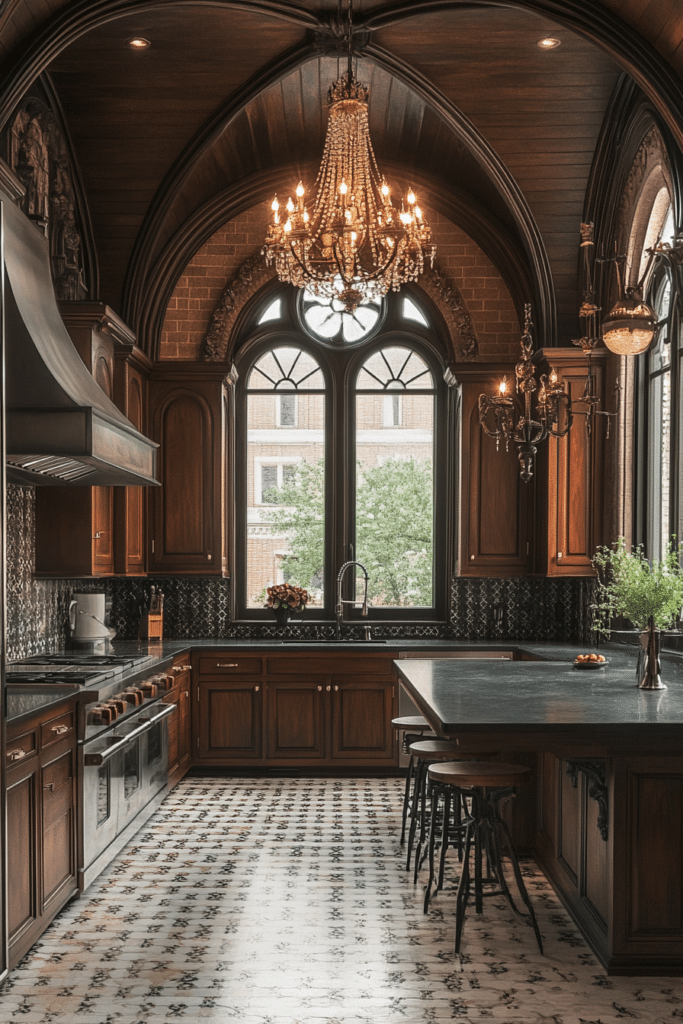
<box><xmin>263</xmin><ymin>1</ymin><xmax>435</xmax><ymax>311</ymax></box>
<box><xmin>478</xmin><ymin>305</ymin><xmax>571</xmax><ymax>482</ymax></box>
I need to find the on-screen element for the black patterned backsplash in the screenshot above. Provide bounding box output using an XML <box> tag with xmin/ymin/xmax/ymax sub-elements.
<box><xmin>5</xmin><ymin>483</ymin><xmax>595</xmax><ymax>660</ymax></box>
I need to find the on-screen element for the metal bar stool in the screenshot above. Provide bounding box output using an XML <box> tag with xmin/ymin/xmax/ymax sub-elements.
<box><xmin>428</xmin><ymin>760</ymin><xmax>543</xmax><ymax>955</ymax></box>
<box><xmin>391</xmin><ymin>716</ymin><xmax>435</xmax><ymax>845</ymax></box>
<box><xmin>405</xmin><ymin>739</ymin><xmax>471</xmax><ymax>879</ymax></box>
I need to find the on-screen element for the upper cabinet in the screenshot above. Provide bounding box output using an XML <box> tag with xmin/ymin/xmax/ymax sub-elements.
<box><xmin>147</xmin><ymin>363</ymin><xmax>231</xmax><ymax>576</ymax></box>
<box><xmin>458</xmin><ymin>368</ymin><xmax>530</xmax><ymax>576</ymax></box>
<box><xmin>533</xmin><ymin>349</ymin><xmax>607</xmax><ymax>576</ymax></box>
<box><xmin>35</xmin><ymin>304</ymin><xmax>151</xmax><ymax>577</ymax></box>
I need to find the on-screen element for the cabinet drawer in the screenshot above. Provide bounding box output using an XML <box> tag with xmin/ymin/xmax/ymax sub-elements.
<box><xmin>6</xmin><ymin>730</ymin><xmax>37</xmax><ymax>768</ymax></box>
<box><xmin>266</xmin><ymin>655</ymin><xmax>395</xmax><ymax>677</ymax></box>
<box><xmin>41</xmin><ymin>710</ymin><xmax>76</xmax><ymax>749</ymax></box>
<box><xmin>197</xmin><ymin>655</ymin><xmax>262</xmax><ymax>675</ymax></box>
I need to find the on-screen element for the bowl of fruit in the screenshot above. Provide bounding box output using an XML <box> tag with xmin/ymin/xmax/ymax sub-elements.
<box><xmin>573</xmin><ymin>653</ymin><xmax>608</xmax><ymax>669</ymax></box>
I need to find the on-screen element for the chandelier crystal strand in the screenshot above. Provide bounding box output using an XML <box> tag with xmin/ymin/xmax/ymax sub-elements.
<box><xmin>263</xmin><ymin>5</ymin><xmax>435</xmax><ymax>311</ymax></box>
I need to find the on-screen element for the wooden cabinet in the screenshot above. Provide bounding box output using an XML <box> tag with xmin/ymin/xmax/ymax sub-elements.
<box><xmin>196</xmin><ymin>679</ymin><xmax>263</xmax><ymax>760</ymax></box>
<box><xmin>114</xmin><ymin>343</ymin><xmax>153</xmax><ymax>575</ymax></box>
<box><xmin>266</xmin><ymin>677</ymin><xmax>327</xmax><ymax>760</ymax></box>
<box><xmin>164</xmin><ymin>654</ymin><xmax>193</xmax><ymax>787</ymax></box>
<box><xmin>148</xmin><ymin>363</ymin><xmax>231</xmax><ymax>575</ymax></box>
<box><xmin>457</xmin><ymin>368</ymin><xmax>530</xmax><ymax>575</ymax></box>
<box><xmin>193</xmin><ymin>650</ymin><xmax>398</xmax><ymax>767</ymax></box>
<box><xmin>35</xmin><ymin>304</ymin><xmax>141</xmax><ymax>577</ymax></box>
<box><xmin>6</xmin><ymin>700</ymin><xmax>78</xmax><ymax>969</ymax></box>
<box><xmin>533</xmin><ymin>349</ymin><xmax>607</xmax><ymax>575</ymax></box>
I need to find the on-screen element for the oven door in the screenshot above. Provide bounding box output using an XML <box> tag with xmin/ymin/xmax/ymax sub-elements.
<box><xmin>81</xmin><ymin>702</ymin><xmax>176</xmax><ymax>886</ymax></box>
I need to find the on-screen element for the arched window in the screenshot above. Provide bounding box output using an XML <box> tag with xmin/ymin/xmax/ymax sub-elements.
<box><xmin>636</xmin><ymin>201</ymin><xmax>679</xmax><ymax>559</ymax></box>
<box><xmin>234</xmin><ymin>285</ymin><xmax>450</xmax><ymax>623</ymax></box>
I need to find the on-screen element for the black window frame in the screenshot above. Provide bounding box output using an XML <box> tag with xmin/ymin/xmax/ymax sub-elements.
<box><xmin>231</xmin><ymin>283</ymin><xmax>453</xmax><ymax>626</ymax></box>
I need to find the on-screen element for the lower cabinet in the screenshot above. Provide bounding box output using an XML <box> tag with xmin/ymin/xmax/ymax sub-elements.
<box><xmin>6</xmin><ymin>702</ymin><xmax>79</xmax><ymax>969</ymax></box>
<box><xmin>193</xmin><ymin>651</ymin><xmax>398</xmax><ymax>767</ymax></box>
<box><xmin>164</xmin><ymin>655</ymin><xmax>193</xmax><ymax>786</ymax></box>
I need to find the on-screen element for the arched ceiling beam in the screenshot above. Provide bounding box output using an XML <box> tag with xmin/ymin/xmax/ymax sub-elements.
<box><xmin>123</xmin><ymin>38</ymin><xmax>321</xmax><ymax>328</ymax></box>
<box><xmin>364</xmin><ymin>1</ymin><xmax>683</xmax><ymax>150</ymax></box>
<box><xmin>136</xmin><ymin>164</ymin><xmax>533</xmax><ymax>360</ymax></box>
<box><xmin>123</xmin><ymin>41</ymin><xmax>551</xmax><ymax>346</ymax></box>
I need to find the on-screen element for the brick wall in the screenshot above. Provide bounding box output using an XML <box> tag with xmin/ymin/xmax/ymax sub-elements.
<box><xmin>159</xmin><ymin>204</ymin><xmax>520</xmax><ymax>362</ymax></box>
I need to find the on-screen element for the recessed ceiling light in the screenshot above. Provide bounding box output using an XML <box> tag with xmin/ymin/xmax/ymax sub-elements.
<box><xmin>127</xmin><ymin>37</ymin><xmax>151</xmax><ymax>50</ymax></box>
<box><xmin>537</xmin><ymin>37</ymin><xmax>561</xmax><ymax>50</ymax></box>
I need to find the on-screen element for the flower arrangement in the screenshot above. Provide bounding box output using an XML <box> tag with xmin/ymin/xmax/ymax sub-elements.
<box><xmin>265</xmin><ymin>583</ymin><xmax>309</xmax><ymax>615</ymax></box>
<box><xmin>591</xmin><ymin>537</ymin><xmax>683</xmax><ymax>636</ymax></box>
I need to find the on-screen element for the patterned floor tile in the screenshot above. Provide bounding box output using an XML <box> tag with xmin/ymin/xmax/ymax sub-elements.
<box><xmin>0</xmin><ymin>776</ymin><xmax>681</xmax><ymax>1023</ymax></box>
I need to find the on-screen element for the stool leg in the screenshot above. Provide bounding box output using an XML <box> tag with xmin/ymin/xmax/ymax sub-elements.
<box><xmin>413</xmin><ymin>771</ymin><xmax>432</xmax><ymax>883</ymax></box>
<box><xmin>490</xmin><ymin>809</ymin><xmax>544</xmax><ymax>954</ymax></box>
<box><xmin>436</xmin><ymin>785</ymin><xmax>452</xmax><ymax>894</ymax></box>
<box><xmin>454</xmin><ymin>820</ymin><xmax>473</xmax><ymax>954</ymax></box>
<box><xmin>400</xmin><ymin>753</ymin><xmax>415</xmax><ymax>845</ymax></box>
<box><xmin>423</xmin><ymin>785</ymin><xmax>440</xmax><ymax>912</ymax></box>
<box><xmin>405</xmin><ymin>758</ymin><xmax>425</xmax><ymax>872</ymax></box>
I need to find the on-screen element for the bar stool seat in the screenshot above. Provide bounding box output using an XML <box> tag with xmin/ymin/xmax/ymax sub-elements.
<box><xmin>428</xmin><ymin>760</ymin><xmax>543</xmax><ymax>955</ymax></box>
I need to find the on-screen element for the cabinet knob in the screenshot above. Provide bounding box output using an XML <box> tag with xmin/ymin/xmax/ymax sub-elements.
<box><xmin>254</xmin><ymin>686</ymin><xmax>260</xmax><ymax>692</ymax></box>
<box><xmin>51</xmin><ymin>724</ymin><xmax>69</xmax><ymax>735</ymax></box>
<box><xmin>217</xmin><ymin>663</ymin><xmax>239</xmax><ymax>668</ymax></box>
<box><xmin>326</xmin><ymin>685</ymin><xmax>331</xmax><ymax>692</ymax></box>
<box><xmin>317</xmin><ymin>685</ymin><xmax>322</xmax><ymax>691</ymax></box>
<box><xmin>93</xmin><ymin>532</ymin><xmax>102</xmax><ymax>540</ymax></box>
<box><xmin>8</xmin><ymin>748</ymin><xmax>27</xmax><ymax>762</ymax></box>
<box><xmin>43</xmin><ymin>783</ymin><xmax>54</xmax><ymax>792</ymax></box>
<box><xmin>334</xmin><ymin>685</ymin><xmax>339</xmax><ymax>692</ymax></box>
<box><xmin>183</xmin><ymin>691</ymin><xmax>189</xmax><ymax>698</ymax></box>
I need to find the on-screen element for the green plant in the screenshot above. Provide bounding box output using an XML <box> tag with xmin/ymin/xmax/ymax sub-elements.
<box><xmin>591</xmin><ymin>537</ymin><xmax>683</xmax><ymax>635</ymax></box>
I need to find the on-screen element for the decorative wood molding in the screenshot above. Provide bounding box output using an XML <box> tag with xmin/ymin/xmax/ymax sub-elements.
<box><xmin>565</xmin><ymin>757</ymin><xmax>609</xmax><ymax>841</ymax></box>
<box><xmin>202</xmin><ymin>254</ymin><xmax>274</xmax><ymax>362</ymax></box>
<box><xmin>421</xmin><ymin>261</ymin><xmax>479</xmax><ymax>360</ymax></box>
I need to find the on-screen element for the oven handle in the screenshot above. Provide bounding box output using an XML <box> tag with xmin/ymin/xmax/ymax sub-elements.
<box><xmin>83</xmin><ymin>702</ymin><xmax>176</xmax><ymax>766</ymax></box>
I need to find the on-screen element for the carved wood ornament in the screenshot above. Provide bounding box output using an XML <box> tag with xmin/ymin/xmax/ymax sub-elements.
<box><xmin>10</xmin><ymin>97</ymin><xmax>87</xmax><ymax>301</ymax></box>
<box><xmin>201</xmin><ymin>254</ymin><xmax>478</xmax><ymax>363</ymax></box>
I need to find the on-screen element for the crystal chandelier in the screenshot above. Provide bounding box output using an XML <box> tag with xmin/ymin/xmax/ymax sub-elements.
<box><xmin>262</xmin><ymin>1</ymin><xmax>435</xmax><ymax>312</ymax></box>
<box><xmin>478</xmin><ymin>305</ymin><xmax>571</xmax><ymax>482</ymax></box>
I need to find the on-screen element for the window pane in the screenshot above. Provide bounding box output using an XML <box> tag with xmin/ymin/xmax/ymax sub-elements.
<box><xmin>403</xmin><ymin>296</ymin><xmax>429</xmax><ymax>326</ymax></box>
<box><xmin>247</xmin><ymin>390</ymin><xmax>325</xmax><ymax>608</ymax></box>
<box><xmin>357</xmin><ymin>346</ymin><xmax>433</xmax><ymax>390</ymax></box>
<box><xmin>355</xmin><ymin>388</ymin><xmax>434</xmax><ymax>607</ymax></box>
<box><xmin>258</xmin><ymin>297</ymin><xmax>281</xmax><ymax>324</ymax></box>
<box><xmin>248</xmin><ymin>346</ymin><xmax>324</xmax><ymax>390</ymax></box>
<box><xmin>278</xmin><ymin>393</ymin><xmax>296</xmax><ymax>426</ymax></box>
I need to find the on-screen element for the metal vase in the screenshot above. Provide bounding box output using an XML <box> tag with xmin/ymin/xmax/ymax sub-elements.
<box><xmin>638</xmin><ymin>617</ymin><xmax>666</xmax><ymax>690</ymax></box>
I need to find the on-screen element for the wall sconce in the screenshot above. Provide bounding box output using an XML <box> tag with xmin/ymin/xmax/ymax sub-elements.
<box><xmin>478</xmin><ymin>305</ymin><xmax>571</xmax><ymax>482</ymax></box>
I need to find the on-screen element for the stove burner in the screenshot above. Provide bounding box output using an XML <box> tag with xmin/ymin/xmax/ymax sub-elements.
<box><xmin>7</xmin><ymin>672</ymin><xmax>96</xmax><ymax>685</ymax></box>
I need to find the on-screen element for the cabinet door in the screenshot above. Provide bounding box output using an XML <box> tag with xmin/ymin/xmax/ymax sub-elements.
<box><xmin>114</xmin><ymin>364</ymin><xmax>147</xmax><ymax>574</ymax></box>
<box><xmin>149</xmin><ymin>375</ymin><xmax>226</xmax><ymax>574</ymax></box>
<box><xmin>41</xmin><ymin>749</ymin><xmax>77</xmax><ymax>911</ymax></box>
<box><xmin>460</xmin><ymin>379</ymin><xmax>529</xmax><ymax>575</ymax></box>
<box><xmin>329</xmin><ymin>677</ymin><xmax>396</xmax><ymax>761</ymax></box>
<box><xmin>6</xmin><ymin>763</ymin><xmax>38</xmax><ymax>952</ymax></box>
<box><xmin>93</xmin><ymin>486</ymin><xmax>114</xmax><ymax>574</ymax></box>
<box><xmin>266</xmin><ymin>678</ymin><xmax>327</xmax><ymax>760</ymax></box>
<box><xmin>165</xmin><ymin>683</ymin><xmax>192</xmax><ymax>783</ymax></box>
<box><xmin>164</xmin><ymin>686</ymin><xmax>181</xmax><ymax>778</ymax></box>
<box><xmin>197</xmin><ymin>680</ymin><xmax>263</xmax><ymax>760</ymax></box>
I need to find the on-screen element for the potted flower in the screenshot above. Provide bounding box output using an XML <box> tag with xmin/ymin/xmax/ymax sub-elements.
<box><xmin>265</xmin><ymin>583</ymin><xmax>309</xmax><ymax>627</ymax></box>
<box><xmin>592</xmin><ymin>538</ymin><xmax>683</xmax><ymax>689</ymax></box>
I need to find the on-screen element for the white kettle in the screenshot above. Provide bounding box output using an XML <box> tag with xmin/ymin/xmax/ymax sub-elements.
<box><xmin>68</xmin><ymin>592</ymin><xmax>116</xmax><ymax>641</ymax></box>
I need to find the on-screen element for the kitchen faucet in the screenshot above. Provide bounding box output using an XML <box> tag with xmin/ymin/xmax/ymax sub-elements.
<box><xmin>336</xmin><ymin>560</ymin><xmax>369</xmax><ymax>639</ymax></box>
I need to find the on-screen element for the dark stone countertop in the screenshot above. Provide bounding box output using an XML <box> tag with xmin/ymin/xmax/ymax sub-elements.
<box><xmin>394</xmin><ymin>643</ymin><xmax>683</xmax><ymax>755</ymax></box>
<box><xmin>6</xmin><ymin>683</ymin><xmax>84</xmax><ymax>728</ymax></box>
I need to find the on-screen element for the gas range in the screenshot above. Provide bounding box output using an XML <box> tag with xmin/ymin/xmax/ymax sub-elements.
<box><xmin>6</xmin><ymin>651</ymin><xmax>171</xmax><ymax>738</ymax></box>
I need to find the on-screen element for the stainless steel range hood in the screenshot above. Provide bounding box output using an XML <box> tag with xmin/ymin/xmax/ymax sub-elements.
<box><xmin>2</xmin><ymin>189</ymin><xmax>159</xmax><ymax>486</ymax></box>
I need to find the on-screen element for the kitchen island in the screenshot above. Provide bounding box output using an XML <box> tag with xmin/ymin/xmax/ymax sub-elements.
<box><xmin>395</xmin><ymin>650</ymin><xmax>683</xmax><ymax>976</ymax></box>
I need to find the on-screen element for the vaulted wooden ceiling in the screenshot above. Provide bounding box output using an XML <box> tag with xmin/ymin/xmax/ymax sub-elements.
<box><xmin>1</xmin><ymin>1</ymin><xmax>682</xmax><ymax>356</ymax></box>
